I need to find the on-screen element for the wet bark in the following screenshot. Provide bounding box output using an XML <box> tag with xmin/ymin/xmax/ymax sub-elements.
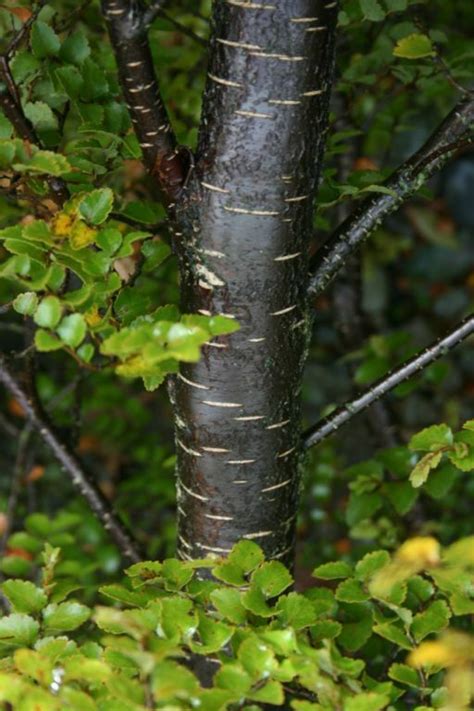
<box><xmin>171</xmin><ymin>0</ymin><xmax>338</xmax><ymax>564</ymax></box>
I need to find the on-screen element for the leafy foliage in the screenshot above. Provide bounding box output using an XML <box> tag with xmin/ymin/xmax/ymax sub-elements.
<box><xmin>0</xmin><ymin>535</ymin><xmax>472</xmax><ymax>710</ymax></box>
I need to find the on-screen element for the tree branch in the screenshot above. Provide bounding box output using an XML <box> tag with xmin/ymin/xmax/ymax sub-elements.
<box><xmin>308</xmin><ymin>98</ymin><xmax>474</xmax><ymax>299</ymax></box>
<box><xmin>0</xmin><ymin>356</ymin><xmax>143</xmax><ymax>563</ymax></box>
<box><xmin>302</xmin><ymin>314</ymin><xmax>474</xmax><ymax>450</ymax></box>
<box><xmin>148</xmin><ymin>7</ymin><xmax>207</xmax><ymax>47</ymax></box>
<box><xmin>101</xmin><ymin>0</ymin><xmax>186</xmax><ymax>204</ymax></box>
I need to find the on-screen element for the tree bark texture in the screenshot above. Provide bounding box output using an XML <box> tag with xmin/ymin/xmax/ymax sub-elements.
<box><xmin>171</xmin><ymin>1</ymin><xmax>338</xmax><ymax>563</ymax></box>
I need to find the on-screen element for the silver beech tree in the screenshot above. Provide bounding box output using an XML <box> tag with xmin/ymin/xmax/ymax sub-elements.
<box><xmin>0</xmin><ymin>0</ymin><xmax>473</xmax><ymax>570</ymax></box>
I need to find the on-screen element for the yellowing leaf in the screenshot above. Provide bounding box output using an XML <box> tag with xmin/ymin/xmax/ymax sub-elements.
<box><xmin>52</xmin><ymin>213</ymin><xmax>73</xmax><ymax>237</ymax></box>
<box><xmin>69</xmin><ymin>222</ymin><xmax>97</xmax><ymax>250</ymax></box>
<box><xmin>408</xmin><ymin>640</ymin><xmax>456</xmax><ymax>668</ymax></box>
<box><xmin>396</xmin><ymin>537</ymin><xmax>441</xmax><ymax>567</ymax></box>
<box><xmin>393</xmin><ymin>33</ymin><xmax>434</xmax><ymax>59</ymax></box>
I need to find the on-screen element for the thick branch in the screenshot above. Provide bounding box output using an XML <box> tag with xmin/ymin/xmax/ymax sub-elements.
<box><xmin>303</xmin><ymin>314</ymin><xmax>474</xmax><ymax>450</ymax></box>
<box><xmin>308</xmin><ymin>98</ymin><xmax>474</xmax><ymax>298</ymax></box>
<box><xmin>102</xmin><ymin>0</ymin><xmax>186</xmax><ymax>203</ymax></box>
<box><xmin>0</xmin><ymin>356</ymin><xmax>143</xmax><ymax>563</ymax></box>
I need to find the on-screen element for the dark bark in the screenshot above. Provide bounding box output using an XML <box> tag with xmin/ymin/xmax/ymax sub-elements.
<box><xmin>102</xmin><ymin>0</ymin><xmax>186</xmax><ymax>203</ymax></box>
<box><xmin>171</xmin><ymin>0</ymin><xmax>338</xmax><ymax>563</ymax></box>
<box><xmin>303</xmin><ymin>314</ymin><xmax>474</xmax><ymax>449</ymax></box>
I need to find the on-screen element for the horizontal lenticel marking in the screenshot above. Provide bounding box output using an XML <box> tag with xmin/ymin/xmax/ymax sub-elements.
<box><xmin>180</xmin><ymin>482</ymin><xmax>209</xmax><ymax>502</ymax></box>
<box><xmin>274</xmin><ymin>252</ymin><xmax>301</xmax><ymax>261</ymax></box>
<box><xmin>178</xmin><ymin>373</ymin><xmax>210</xmax><ymax>390</ymax></box>
<box><xmin>224</xmin><ymin>206</ymin><xmax>279</xmax><ymax>216</ymax></box>
<box><xmin>217</xmin><ymin>38</ymin><xmax>262</xmax><ymax>50</ymax></box>
<box><xmin>208</xmin><ymin>73</ymin><xmax>243</xmax><ymax>88</ymax></box>
<box><xmin>261</xmin><ymin>478</ymin><xmax>292</xmax><ymax>493</ymax></box>
<box><xmin>235</xmin><ymin>109</ymin><xmax>274</xmax><ymax>120</ymax></box>
<box><xmin>202</xmin><ymin>400</ymin><xmax>243</xmax><ymax>408</ymax></box>
<box><xmin>250</xmin><ymin>52</ymin><xmax>305</xmax><ymax>62</ymax></box>
<box><xmin>201</xmin><ymin>181</ymin><xmax>230</xmax><ymax>194</ymax></box>
<box><xmin>226</xmin><ymin>0</ymin><xmax>276</xmax><ymax>9</ymax></box>
<box><xmin>266</xmin><ymin>419</ymin><xmax>290</xmax><ymax>430</ymax></box>
<box><xmin>270</xmin><ymin>305</ymin><xmax>297</xmax><ymax>316</ymax></box>
<box><xmin>234</xmin><ymin>415</ymin><xmax>265</xmax><ymax>421</ymax></box>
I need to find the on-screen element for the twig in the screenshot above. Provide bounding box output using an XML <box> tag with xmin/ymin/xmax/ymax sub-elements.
<box><xmin>307</xmin><ymin>98</ymin><xmax>474</xmax><ymax>299</ymax></box>
<box><xmin>0</xmin><ymin>355</ymin><xmax>143</xmax><ymax>563</ymax></box>
<box><xmin>0</xmin><ymin>425</ymin><xmax>33</xmax><ymax>558</ymax></box>
<box><xmin>302</xmin><ymin>314</ymin><xmax>474</xmax><ymax>450</ymax></box>
<box><xmin>149</xmin><ymin>8</ymin><xmax>208</xmax><ymax>47</ymax></box>
<box><xmin>101</xmin><ymin>0</ymin><xmax>186</xmax><ymax>203</ymax></box>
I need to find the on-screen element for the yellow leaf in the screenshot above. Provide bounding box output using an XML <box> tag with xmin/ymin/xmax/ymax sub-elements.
<box><xmin>408</xmin><ymin>641</ymin><xmax>456</xmax><ymax>669</ymax></box>
<box><xmin>84</xmin><ymin>306</ymin><xmax>102</xmax><ymax>328</ymax></box>
<box><xmin>52</xmin><ymin>212</ymin><xmax>73</xmax><ymax>237</ymax></box>
<box><xmin>69</xmin><ymin>221</ymin><xmax>97</xmax><ymax>250</ymax></box>
<box><xmin>397</xmin><ymin>537</ymin><xmax>440</xmax><ymax>567</ymax></box>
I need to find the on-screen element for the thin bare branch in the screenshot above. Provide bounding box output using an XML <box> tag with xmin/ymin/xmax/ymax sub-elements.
<box><xmin>308</xmin><ymin>98</ymin><xmax>474</xmax><ymax>299</ymax></box>
<box><xmin>303</xmin><ymin>314</ymin><xmax>474</xmax><ymax>450</ymax></box>
<box><xmin>102</xmin><ymin>0</ymin><xmax>186</xmax><ymax>204</ymax></box>
<box><xmin>0</xmin><ymin>356</ymin><xmax>143</xmax><ymax>563</ymax></box>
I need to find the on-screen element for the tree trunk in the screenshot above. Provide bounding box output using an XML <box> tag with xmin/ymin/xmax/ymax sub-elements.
<box><xmin>172</xmin><ymin>0</ymin><xmax>337</xmax><ymax>564</ymax></box>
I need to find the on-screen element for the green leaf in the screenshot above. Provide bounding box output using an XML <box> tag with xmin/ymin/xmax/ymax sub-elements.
<box><xmin>152</xmin><ymin>661</ymin><xmax>199</xmax><ymax>701</ymax></box>
<box><xmin>336</xmin><ymin>578</ymin><xmax>370</xmax><ymax>603</ymax></box>
<box><xmin>313</xmin><ymin>560</ymin><xmax>353</xmax><ymax>580</ymax></box>
<box><xmin>14</xmin><ymin>648</ymin><xmax>54</xmax><ymax>686</ymax></box>
<box><xmin>423</xmin><ymin>462</ymin><xmax>459</xmax><ymax>499</ymax></box>
<box><xmin>388</xmin><ymin>663</ymin><xmax>422</xmax><ymax>688</ymax></box>
<box><xmin>57</xmin><ymin>314</ymin><xmax>87</xmax><ymax>348</ymax></box>
<box><xmin>31</xmin><ymin>21</ymin><xmax>61</xmax><ymax>58</ymax></box>
<box><xmin>409</xmin><ymin>424</ymin><xmax>453</xmax><ymax>452</ymax></box>
<box><xmin>189</xmin><ymin>611</ymin><xmax>233</xmax><ymax>653</ymax></box>
<box><xmin>13</xmin><ymin>292</ymin><xmax>38</xmax><ymax>316</ymax></box>
<box><xmin>344</xmin><ymin>692</ymin><xmax>389</xmax><ymax>711</ymax></box>
<box><xmin>275</xmin><ymin>592</ymin><xmax>318</xmax><ymax>629</ymax></box>
<box><xmin>355</xmin><ymin>551</ymin><xmax>390</xmax><ymax>581</ymax></box>
<box><xmin>386</xmin><ymin>480</ymin><xmax>419</xmax><ymax>514</ymax></box>
<box><xmin>43</xmin><ymin>601</ymin><xmax>91</xmax><ymax>633</ymax></box>
<box><xmin>410</xmin><ymin>451</ymin><xmax>443</xmax><ymax>488</ymax></box>
<box><xmin>373</xmin><ymin>622</ymin><xmax>413</xmax><ymax>650</ymax></box>
<box><xmin>213</xmin><ymin>540</ymin><xmax>264</xmax><ymax>585</ymax></box>
<box><xmin>250</xmin><ymin>680</ymin><xmax>284</xmax><ymax>705</ymax></box>
<box><xmin>359</xmin><ymin>0</ymin><xmax>386</xmax><ymax>21</ymax></box>
<box><xmin>411</xmin><ymin>600</ymin><xmax>451</xmax><ymax>642</ymax></box>
<box><xmin>310</xmin><ymin>620</ymin><xmax>342</xmax><ymax>642</ymax></box>
<box><xmin>63</xmin><ymin>655</ymin><xmax>111</xmax><ymax>683</ymax></box>
<box><xmin>34</xmin><ymin>329</ymin><xmax>63</xmax><ymax>352</ymax></box>
<box><xmin>60</xmin><ymin>31</ymin><xmax>90</xmax><ymax>65</ymax></box>
<box><xmin>250</xmin><ymin>561</ymin><xmax>293</xmax><ymax>598</ymax></box>
<box><xmin>393</xmin><ymin>34</ymin><xmax>435</xmax><ymax>59</ymax></box>
<box><xmin>385</xmin><ymin>0</ymin><xmax>407</xmax><ymax>11</ymax></box>
<box><xmin>15</xmin><ymin>150</ymin><xmax>71</xmax><ymax>177</ymax></box>
<box><xmin>211</xmin><ymin>588</ymin><xmax>247</xmax><ymax>624</ymax></box>
<box><xmin>346</xmin><ymin>492</ymin><xmax>383</xmax><ymax>526</ymax></box>
<box><xmin>79</xmin><ymin>188</ymin><xmax>114</xmax><ymax>225</ymax></box>
<box><xmin>161</xmin><ymin>558</ymin><xmax>194</xmax><ymax>591</ymax></box>
<box><xmin>1</xmin><ymin>580</ymin><xmax>48</xmax><ymax>614</ymax></box>
<box><xmin>338</xmin><ymin>603</ymin><xmax>374</xmax><ymax>652</ymax></box>
<box><xmin>238</xmin><ymin>636</ymin><xmax>278</xmax><ymax>679</ymax></box>
<box><xmin>23</xmin><ymin>101</ymin><xmax>57</xmax><ymax>131</ymax></box>
<box><xmin>215</xmin><ymin>663</ymin><xmax>252</xmax><ymax>694</ymax></box>
<box><xmin>34</xmin><ymin>296</ymin><xmax>63</xmax><ymax>328</ymax></box>
<box><xmin>0</xmin><ymin>614</ymin><xmax>39</xmax><ymax>649</ymax></box>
